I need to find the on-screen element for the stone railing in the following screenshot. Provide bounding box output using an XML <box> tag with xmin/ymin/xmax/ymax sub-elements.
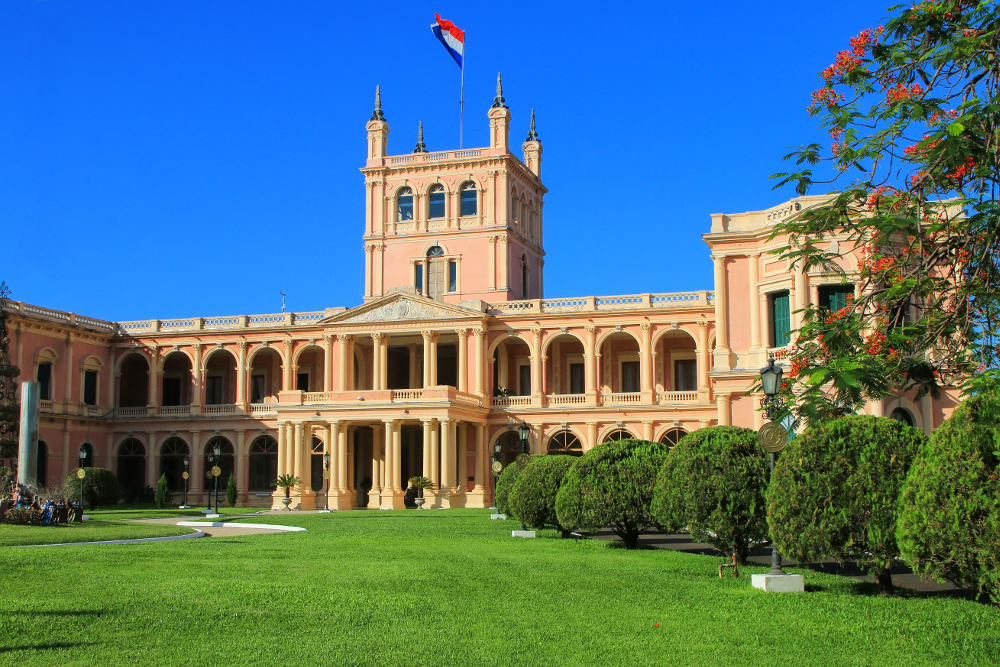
<box><xmin>5</xmin><ymin>300</ymin><xmax>118</xmax><ymax>334</ymax></box>
<box><xmin>546</xmin><ymin>393</ymin><xmax>586</xmax><ymax>407</ymax></box>
<box><xmin>492</xmin><ymin>395</ymin><xmax>532</xmax><ymax>409</ymax></box>
<box><xmin>658</xmin><ymin>391</ymin><xmax>700</xmax><ymax>403</ymax></box>
<box><xmin>158</xmin><ymin>405</ymin><xmax>191</xmax><ymax>416</ymax></box>
<box><xmin>116</xmin><ymin>406</ymin><xmax>151</xmax><ymax>418</ymax></box>
<box><xmin>391</xmin><ymin>389</ymin><xmax>423</xmax><ymax>402</ymax></box>
<box><xmin>486</xmin><ymin>291</ymin><xmax>713</xmax><ymax>315</ymax></box>
<box><xmin>204</xmin><ymin>404</ymin><xmax>239</xmax><ymax>415</ymax></box>
<box><xmin>117</xmin><ymin>309</ymin><xmax>336</xmax><ymax>335</ymax></box>
<box><xmin>249</xmin><ymin>403</ymin><xmax>277</xmax><ymax>416</ymax></box>
<box><xmin>386</xmin><ymin>148</ymin><xmax>485</xmax><ymax>166</ymax></box>
<box><xmin>303</xmin><ymin>392</ymin><xmax>337</xmax><ymax>405</ymax></box>
<box><xmin>601</xmin><ymin>392</ymin><xmax>642</xmax><ymax>405</ymax></box>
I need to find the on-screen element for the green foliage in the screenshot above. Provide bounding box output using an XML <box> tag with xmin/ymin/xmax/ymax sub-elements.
<box><xmin>897</xmin><ymin>390</ymin><xmax>1000</xmax><ymax>603</ymax></box>
<box><xmin>651</xmin><ymin>426</ymin><xmax>768</xmax><ymax>564</ymax></box>
<box><xmin>0</xmin><ymin>283</ymin><xmax>20</xmax><ymax>459</ymax></box>
<box><xmin>154</xmin><ymin>473</ymin><xmax>170</xmax><ymax>509</ymax></box>
<box><xmin>494</xmin><ymin>454</ymin><xmax>530</xmax><ymax>515</ymax></box>
<box><xmin>555</xmin><ymin>439</ymin><xmax>670</xmax><ymax>548</ymax></box>
<box><xmin>226</xmin><ymin>475</ymin><xmax>237</xmax><ymax>507</ymax></box>
<box><xmin>770</xmin><ymin>2</ymin><xmax>1000</xmax><ymax>419</ymax></box>
<box><xmin>508</xmin><ymin>455</ymin><xmax>575</xmax><ymax>532</ymax></box>
<box><xmin>64</xmin><ymin>467</ymin><xmax>121</xmax><ymax>509</ymax></box>
<box><xmin>274</xmin><ymin>474</ymin><xmax>300</xmax><ymax>498</ymax></box>
<box><xmin>407</xmin><ymin>475</ymin><xmax>435</xmax><ymax>491</ymax></box>
<box><xmin>767</xmin><ymin>416</ymin><xmax>924</xmax><ymax>593</ymax></box>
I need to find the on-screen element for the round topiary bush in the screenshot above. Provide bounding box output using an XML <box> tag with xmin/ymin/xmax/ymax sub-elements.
<box><xmin>766</xmin><ymin>415</ymin><xmax>924</xmax><ymax>594</ymax></box>
<box><xmin>896</xmin><ymin>391</ymin><xmax>1000</xmax><ymax>603</ymax></box>
<box><xmin>555</xmin><ymin>439</ymin><xmax>670</xmax><ymax>549</ymax></box>
<box><xmin>64</xmin><ymin>467</ymin><xmax>121</xmax><ymax>508</ymax></box>
<box><xmin>494</xmin><ymin>454</ymin><xmax>531</xmax><ymax>515</ymax></box>
<box><xmin>651</xmin><ymin>426</ymin><xmax>767</xmax><ymax>564</ymax></box>
<box><xmin>508</xmin><ymin>454</ymin><xmax>576</xmax><ymax>533</ymax></box>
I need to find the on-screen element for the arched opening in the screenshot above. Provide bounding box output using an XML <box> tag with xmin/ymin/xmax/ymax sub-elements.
<box><xmin>311</xmin><ymin>436</ymin><xmax>325</xmax><ymax>492</ymax></box>
<box><xmin>36</xmin><ymin>441</ymin><xmax>48</xmax><ymax>489</ymax></box>
<box><xmin>161</xmin><ymin>351</ymin><xmax>192</xmax><ymax>406</ymax></box>
<box><xmin>599</xmin><ymin>332</ymin><xmax>640</xmax><ymax>395</ymax></box>
<box><xmin>248</xmin><ymin>435</ymin><xmax>278</xmax><ymax>491</ymax></box>
<box><xmin>397</xmin><ymin>187</ymin><xmax>414</xmax><ymax>221</ymax></box>
<box><xmin>117</xmin><ymin>438</ymin><xmax>146</xmax><ymax>493</ymax></box>
<box><xmin>428</xmin><ymin>184</ymin><xmax>445</xmax><ymax>219</ymax></box>
<box><xmin>35</xmin><ymin>349</ymin><xmax>56</xmax><ymax>401</ymax></box>
<box><xmin>659</xmin><ymin>428</ymin><xmax>688</xmax><ymax>447</ymax></box>
<box><xmin>296</xmin><ymin>346</ymin><xmax>325</xmax><ymax>393</ymax></box>
<box><xmin>493</xmin><ymin>337</ymin><xmax>532</xmax><ymax>397</ymax></box>
<box><xmin>386</xmin><ymin>333</ymin><xmax>418</xmax><ymax>390</ymax></box>
<box><xmin>352</xmin><ymin>426</ymin><xmax>375</xmax><ymax>507</ymax></box>
<box><xmin>602</xmin><ymin>428</ymin><xmax>634</xmax><ymax>444</ymax></box>
<box><xmin>548</xmin><ymin>430</ymin><xmax>583</xmax><ymax>456</ymax></box>
<box><xmin>118</xmin><ymin>353</ymin><xmax>149</xmax><ymax>407</ymax></box>
<box><xmin>160</xmin><ymin>437</ymin><xmax>190</xmax><ymax>493</ymax></box>
<box><xmin>890</xmin><ymin>407</ymin><xmax>914</xmax><ymax>427</ymax></box>
<box><xmin>460</xmin><ymin>181</ymin><xmax>477</xmax><ymax>217</ymax></box>
<box><xmin>249</xmin><ymin>347</ymin><xmax>282</xmax><ymax>403</ymax></box>
<box><xmin>203</xmin><ymin>436</ymin><xmax>234</xmax><ymax>501</ymax></box>
<box><xmin>656</xmin><ymin>330</ymin><xmax>698</xmax><ymax>394</ymax></box>
<box><xmin>544</xmin><ymin>334</ymin><xmax>585</xmax><ymax>396</ymax></box>
<box><xmin>204</xmin><ymin>350</ymin><xmax>237</xmax><ymax>405</ymax></box>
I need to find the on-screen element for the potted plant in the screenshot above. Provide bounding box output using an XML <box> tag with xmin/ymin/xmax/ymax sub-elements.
<box><xmin>408</xmin><ymin>476</ymin><xmax>435</xmax><ymax>509</ymax></box>
<box><xmin>274</xmin><ymin>474</ymin><xmax>301</xmax><ymax>510</ymax></box>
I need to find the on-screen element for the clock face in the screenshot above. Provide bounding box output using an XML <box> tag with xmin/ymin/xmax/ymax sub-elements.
<box><xmin>181</xmin><ymin>471</ymin><xmax>189</xmax><ymax>480</ymax></box>
<box><xmin>491</xmin><ymin>460</ymin><xmax>503</xmax><ymax>474</ymax></box>
<box><xmin>211</xmin><ymin>466</ymin><xmax>222</xmax><ymax>477</ymax></box>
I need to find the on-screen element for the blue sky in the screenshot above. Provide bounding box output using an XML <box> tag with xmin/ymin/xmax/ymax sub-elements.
<box><xmin>3</xmin><ymin>1</ymin><xmax>890</xmax><ymax>321</ymax></box>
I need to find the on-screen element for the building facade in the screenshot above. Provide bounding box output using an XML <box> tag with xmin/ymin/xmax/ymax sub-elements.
<box><xmin>4</xmin><ymin>85</ymin><xmax>959</xmax><ymax>508</ymax></box>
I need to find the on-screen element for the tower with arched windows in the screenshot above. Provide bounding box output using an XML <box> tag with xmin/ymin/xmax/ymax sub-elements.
<box><xmin>361</xmin><ymin>79</ymin><xmax>546</xmax><ymax>304</ymax></box>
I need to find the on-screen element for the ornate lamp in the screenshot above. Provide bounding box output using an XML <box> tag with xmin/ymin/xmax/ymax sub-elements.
<box><xmin>517</xmin><ymin>421</ymin><xmax>530</xmax><ymax>454</ymax></box>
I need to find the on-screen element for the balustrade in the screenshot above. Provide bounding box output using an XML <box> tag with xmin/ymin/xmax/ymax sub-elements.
<box><xmin>546</xmin><ymin>393</ymin><xmax>586</xmax><ymax>406</ymax></box>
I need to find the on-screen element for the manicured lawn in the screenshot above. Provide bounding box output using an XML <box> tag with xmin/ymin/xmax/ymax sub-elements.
<box><xmin>1</xmin><ymin>510</ymin><xmax>996</xmax><ymax>664</ymax></box>
<box><xmin>0</xmin><ymin>520</ymin><xmax>192</xmax><ymax>547</ymax></box>
<box><xmin>89</xmin><ymin>505</ymin><xmax>263</xmax><ymax>521</ymax></box>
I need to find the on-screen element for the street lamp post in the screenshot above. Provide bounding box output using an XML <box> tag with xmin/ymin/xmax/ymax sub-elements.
<box><xmin>491</xmin><ymin>441</ymin><xmax>501</xmax><ymax>511</ymax></box>
<box><xmin>212</xmin><ymin>442</ymin><xmax>222</xmax><ymax>514</ymax></box>
<box><xmin>517</xmin><ymin>422</ymin><xmax>530</xmax><ymax>531</ymax></box>
<box><xmin>323</xmin><ymin>452</ymin><xmax>331</xmax><ymax>511</ymax></box>
<box><xmin>181</xmin><ymin>457</ymin><xmax>189</xmax><ymax>508</ymax></box>
<box><xmin>759</xmin><ymin>356</ymin><xmax>787</xmax><ymax>576</ymax></box>
<box><xmin>77</xmin><ymin>445</ymin><xmax>89</xmax><ymax>522</ymax></box>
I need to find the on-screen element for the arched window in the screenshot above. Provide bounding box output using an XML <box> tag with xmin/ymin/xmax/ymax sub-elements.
<box><xmin>460</xmin><ymin>182</ymin><xmax>477</xmax><ymax>216</ymax></box>
<box><xmin>890</xmin><ymin>407</ymin><xmax>914</xmax><ymax>427</ymax></box>
<box><xmin>159</xmin><ymin>437</ymin><xmax>189</xmax><ymax>493</ymax></box>
<box><xmin>602</xmin><ymin>429</ymin><xmax>634</xmax><ymax>444</ymax></box>
<box><xmin>427</xmin><ymin>245</ymin><xmax>444</xmax><ymax>257</ymax></box>
<box><xmin>548</xmin><ymin>430</ymin><xmax>583</xmax><ymax>456</ymax></box>
<box><xmin>428</xmin><ymin>184</ymin><xmax>445</xmax><ymax>219</ymax></box>
<box><xmin>36</xmin><ymin>441</ymin><xmax>48</xmax><ymax>489</ymax></box>
<box><xmin>311</xmin><ymin>436</ymin><xmax>325</xmax><ymax>492</ymax></box>
<box><xmin>249</xmin><ymin>435</ymin><xmax>278</xmax><ymax>491</ymax></box>
<box><xmin>659</xmin><ymin>428</ymin><xmax>688</xmax><ymax>447</ymax></box>
<box><xmin>204</xmin><ymin>436</ymin><xmax>235</xmax><ymax>493</ymax></box>
<box><xmin>79</xmin><ymin>442</ymin><xmax>94</xmax><ymax>466</ymax></box>
<box><xmin>397</xmin><ymin>187</ymin><xmax>414</xmax><ymax>221</ymax></box>
<box><xmin>117</xmin><ymin>438</ymin><xmax>146</xmax><ymax>491</ymax></box>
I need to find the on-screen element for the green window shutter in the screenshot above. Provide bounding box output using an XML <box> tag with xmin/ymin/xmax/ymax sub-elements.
<box><xmin>772</xmin><ymin>292</ymin><xmax>791</xmax><ymax>347</ymax></box>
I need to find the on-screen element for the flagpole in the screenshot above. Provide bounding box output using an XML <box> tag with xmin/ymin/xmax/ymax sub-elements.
<box><xmin>459</xmin><ymin>36</ymin><xmax>465</xmax><ymax>149</ymax></box>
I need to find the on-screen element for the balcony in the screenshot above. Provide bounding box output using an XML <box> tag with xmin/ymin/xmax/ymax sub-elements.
<box><xmin>601</xmin><ymin>392</ymin><xmax>642</xmax><ymax>405</ymax></box>
<box><xmin>492</xmin><ymin>395</ymin><xmax>532</xmax><ymax>409</ymax></box>
<box><xmin>546</xmin><ymin>394</ymin><xmax>586</xmax><ymax>407</ymax></box>
<box><xmin>657</xmin><ymin>391</ymin><xmax>700</xmax><ymax>404</ymax></box>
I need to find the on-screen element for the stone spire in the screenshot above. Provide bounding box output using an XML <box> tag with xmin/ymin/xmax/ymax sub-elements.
<box><xmin>526</xmin><ymin>108</ymin><xmax>539</xmax><ymax>141</ymax></box>
<box><xmin>492</xmin><ymin>72</ymin><xmax>507</xmax><ymax>108</ymax></box>
<box><xmin>370</xmin><ymin>85</ymin><xmax>385</xmax><ymax>121</ymax></box>
<box><xmin>414</xmin><ymin>121</ymin><xmax>427</xmax><ymax>153</ymax></box>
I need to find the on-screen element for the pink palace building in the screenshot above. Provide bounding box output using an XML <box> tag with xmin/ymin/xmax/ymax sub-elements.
<box><xmin>4</xmin><ymin>83</ymin><xmax>959</xmax><ymax>509</ymax></box>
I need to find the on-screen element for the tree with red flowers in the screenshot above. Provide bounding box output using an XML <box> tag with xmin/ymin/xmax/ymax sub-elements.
<box><xmin>771</xmin><ymin>1</ymin><xmax>1000</xmax><ymax>423</ymax></box>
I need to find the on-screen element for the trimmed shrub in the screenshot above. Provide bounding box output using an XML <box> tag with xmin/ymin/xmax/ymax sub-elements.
<box><xmin>494</xmin><ymin>454</ymin><xmax>531</xmax><ymax>515</ymax></box>
<box><xmin>651</xmin><ymin>426</ymin><xmax>767</xmax><ymax>564</ymax></box>
<box><xmin>555</xmin><ymin>439</ymin><xmax>670</xmax><ymax>548</ymax></box>
<box><xmin>63</xmin><ymin>467</ymin><xmax>121</xmax><ymax>509</ymax></box>
<box><xmin>897</xmin><ymin>391</ymin><xmax>1000</xmax><ymax>603</ymax></box>
<box><xmin>767</xmin><ymin>416</ymin><xmax>924</xmax><ymax>594</ymax></box>
<box><xmin>226</xmin><ymin>475</ymin><xmax>238</xmax><ymax>507</ymax></box>
<box><xmin>154</xmin><ymin>473</ymin><xmax>170</xmax><ymax>509</ymax></box>
<box><xmin>508</xmin><ymin>455</ymin><xmax>576</xmax><ymax>533</ymax></box>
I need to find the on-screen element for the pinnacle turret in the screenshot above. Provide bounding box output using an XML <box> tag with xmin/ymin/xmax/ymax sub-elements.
<box><xmin>526</xmin><ymin>109</ymin><xmax>539</xmax><ymax>141</ymax></box>
<box><xmin>370</xmin><ymin>85</ymin><xmax>385</xmax><ymax>121</ymax></box>
<box><xmin>414</xmin><ymin>121</ymin><xmax>427</xmax><ymax>153</ymax></box>
<box><xmin>492</xmin><ymin>72</ymin><xmax>507</xmax><ymax>108</ymax></box>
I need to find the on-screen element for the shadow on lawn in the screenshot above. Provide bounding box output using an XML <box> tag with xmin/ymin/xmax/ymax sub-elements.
<box><xmin>0</xmin><ymin>642</ymin><xmax>96</xmax><ymax>653</ymax></box>
<box><xmin>4</xmin><ymin>609</ymin><xmax>106</xmax><ymax>617</ymax></box>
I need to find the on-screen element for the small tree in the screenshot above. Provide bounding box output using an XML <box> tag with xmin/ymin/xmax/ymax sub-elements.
<box><xmin>508</xmin><ymin>455</ymin><xmax>576</xmax><ymax>534</ymax></box>
<box><xmin>64</xmin><ymin>467</ymin><xmax>122</xmax><ymax>509</ymax></box>
<box><xmin>897</xmin><ymin>386</ymin><xmax>1000</xmax><ymax>603</ymax></box>
<box><xmin>275</xmin><ymin>474</ymin><xmax>300</xmax><ymax>499</ymax></box>
<box><xmin>555</xmin><ymin>439</ymin><xmax>669</xmax><ymax>549</ymax></box>
<box><xmin>154</xmin><ymin>473</ymin><xmax>170</xmax><ymax>509</ymax></box>
<box><xmin>651</xmin><ymin>426</ymin><xmax>767</xmax><ymax>565</ymax></box>
<box><xmin>494</xmin><ymin>454</ymin><xmax>530</xmax><ymax>515</ymax></box>
<box><xmin>767</xmin><ymin>416</ymin><xmax>924</xmax><ymax>594</ymax></box>
<box><xmin>225</xmin><ymin>474</ymin><xmax>237</xmax><ymax>507</ymax></box>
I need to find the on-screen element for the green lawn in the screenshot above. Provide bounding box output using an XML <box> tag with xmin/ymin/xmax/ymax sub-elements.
<box><xmin>0</xmin><ymin>520</ymin><xmax>193</xmax><ymax>547</ymax></box>
<box><xmin>88</xmin><ymin>505</ymin><xmax>263</xmax><ymax>521</ymax></box>
<box><xmin>0</xmin><ymin>510</ymin><xmax>996</xmax><ymax>665</ymax></box>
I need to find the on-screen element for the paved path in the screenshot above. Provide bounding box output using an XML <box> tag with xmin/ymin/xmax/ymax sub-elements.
<box><xmin>134</xmin><ymin>513</ymin><xmax>302</xmax><ymax>538</ymax></box>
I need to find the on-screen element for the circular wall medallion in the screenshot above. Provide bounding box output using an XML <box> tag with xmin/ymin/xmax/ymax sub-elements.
<box><xmin>211</xmin><ymin>465</ymin><xmax>222</xmax><ymax>477</ymax></box>
<box><xmin>491</xmin><ymin>460</ymin><xmax>503</xmax><ymax>475</ymax></box>
<box><xmin>181</xmin><ymin>471</ymin><xmax>189</xmax><ymax>480</ymax></box>
<box><xmin>76</xmin><ymin>469</ymin><xmax>86</xmax><ymax>479</ymax></box>
<box><xmin>323</xmin><ymin>471</ymin><xmax>330</xmax><ymax>480</ymax></box>
<box><xmin>758</xmin><ymin>422</ymin><xmax>788</xmax><ymax>453</ymax></box>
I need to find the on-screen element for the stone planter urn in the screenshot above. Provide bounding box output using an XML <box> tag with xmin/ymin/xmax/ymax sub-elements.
<box><xmin>414</xmin><ymin>497</ymin><xmax>425</xmax><ymax>509</ymax></box>
<box><xmin>281</xmin><ymin>497</ymin><xmax>292</xmax><ymax>510</ymax></box>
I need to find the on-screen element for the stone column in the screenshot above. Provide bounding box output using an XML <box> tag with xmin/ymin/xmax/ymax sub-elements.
<box><xmin>440</xmin><ymin>418</ymin><xmax>454</xmax><ymax>503</ymax></box>
<box><xmin>391</xmin><ymin>420</ymin><xmax>401</xmax><ymax>493</ymax></box>
<box><xmin>697</xmin><ymin>321</ymin><xmax>711</xmax><ymax>399</ymax></box>
<box><xmin>371</xmin><ymin>333</ymin><xmax>383</xmax><ymax>391</ymax></box>
<box><xmin>793</xmin><ymin>261</ymin><xmax>809</xmax><ymax>331</ymax></box>
<box><xmin>293</xmin><ymin>423</ymin><xmax>304</xmax><ymax>501</ymax></box>
<box><xmin>712</xmin><ymin>255</ymin><xmax>731</xmax><ymax>370</ymax></box>
<box><xmin>148</xmin><ymin>348</ymin><xmax>160</xmax><ymax>409</ymax></box>
<box><xmin>531</xmin><ymin>328</ymin><xmax>542</xmax><ymax>406</ymax></box>
<box><xmin>456</xmin><ymin>329</ymin><xmax>468</xmax><ymax>392</ymax></box>
<box><xmin>422</xmin><ymin>330</ymin><xmax>434</xmax><ymax>387</ymax></box>
<box><xmin>369</xmin><ymin>424</ymin><xmax>383</xmax><ymax>507</ymax></box>
<box><xmin>378</xmin><ymin>333</ymin><xmax>388</xmax><ymax>391</ymax></box>
<box><xmin>430</xmin><ymin>419</ymin><xmax>441</xmax><ymax>493</ymax></box>
<box><xmin>236</xmin><ymin>342</ymin><xmax>247</xmax><ymax>409</ymax></box>
<box><xmin>586</xmin><ymin>422</ymin><xmax>597</xmax><ymax>451</ymax></box>
<box><xmin>584</xmin><ymin>325</ymin><xmax>597</xmax><ymax>406</ymax></box>
<box><xmin>192</xmin><ymin>344</ymin><xmax>203</xmax><ymax>412</ymax></box>
<box><xmin>336</xmin><ymin>335</ymin><xmax>351</xmax><ymax>391</ymax></box>
<box><xmin>474</xmin><ymin>328</ymin><xmax>486</xmax><ymax>397</ymax></box>
<box><xmin>716</xmin><ymin>393</ymin><xmax>731</xmax><ymax>426</ymax></box>
<box><xmin>456</xmin><ymin>423</ymin><xmax>468</xmax><ymax>497</ymax></box>
<box><xmin>190</xmin><ymin>430</ymin><xmax>203</xmax><ymax>497</ymax></box>
<box><xmin>235</xmin><ymin>430</ymin><xmax>246</xmax><ymax>502</ymax></box>
<box><xmin>473</xmin><ymin>423</ymin><xmax>484</xmax><ymax>492</ymax></box>
<box><xmin>748</xmin><ymin>253</ymin><xmax>762</xmax><ymax>355</ymax></box>
<box><xmin>282</xmin><ymin>339</ymin><xmax>294</xmax><ymax>391</ymax></box>
<box><xmin>337</xmin><ymin>423</ymin><xmax>348</xmax><ymax>494</ymax></box>
<box><xmin>639</xmin><ymin>322</ymin><xmax>653</xmax><ymax>403</ymax></box>
<box><xmin>275</xmin><ymin>420</ymin><xmax>286</xmax><ymax>476</ymax></box>
<box><xmin>323</xmin><ymin>335</ymin><xmax>333</xmax><ymax>392</ymax></box>
<box><xmin>145</xmin><ymin>430</ymin><xmax>157</xmax><ymax>488</ymax></box>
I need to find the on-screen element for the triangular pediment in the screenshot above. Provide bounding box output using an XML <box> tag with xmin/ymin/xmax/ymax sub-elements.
<box><xmin>321</xmin><ymin>292</ymin><xmax>483</xmax><ymax>325</ymax></box>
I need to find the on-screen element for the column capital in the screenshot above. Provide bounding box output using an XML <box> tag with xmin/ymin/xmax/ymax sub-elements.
<box><xmin>336</xmin><ymin>333</ymin><xmax>352</xmax><ymax>343</ymax></box>
<box><xmin>372</xmin><ymin>332</ymin><xmax>385</xmax><ymax>342</ymax></box>
<box><xmin>455</xmin><ymin>328</ymin><xmax>468</xmax><ymax>339</ymax></box>
<box><xmin>421</xmin><ymin>329</ymin><xmax>438</xmax><ymax>341</ymax></box>
<box><xmin>473</xmin><ymin>327</ymin><xmax>486</xmax><ymax>338</ymax></box>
